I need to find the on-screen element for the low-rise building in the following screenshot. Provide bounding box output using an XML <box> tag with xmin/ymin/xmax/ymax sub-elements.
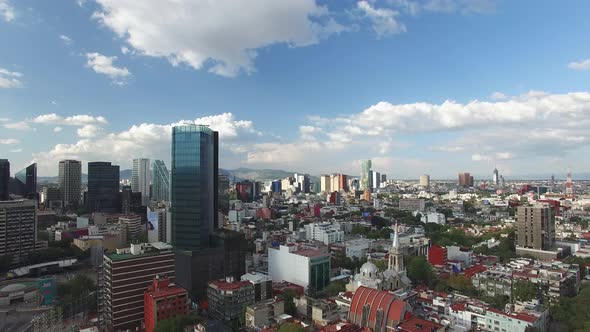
<box><xmin>294</xmin><ymin>296</ymin><xmax>340</xmax><ymax>327</ymax></box>
<box><xmin>245</xmin><ymin>297</ymin><xmax>285</xmax><ymax>329</ymax></box>
<box><xmin>399</xmin><ymin>198</ymin><xmax>425</xmax><ymax>212</ymax></box>
<box><xmin>304</xmin><ymin>222</ymin><xmax>344</xmax><ymax>245</ymax></box>
<box><xmin>207</xmin><ymin>276</ymin><xmax>255</xmax><ymax>322</ymax></box>
<box><xmin>144</xmin><ymin>276</ymin><xmax>189</xmax><ymax>332</ymax></box>
<box><xmin>471</xmin><ymin>258</ymin><xmax>581</xmax><ymax>302</ymax></box>
<box><xmin>241</xmin><ymin>272</ymin><xmax>273</xmax><ymax>302</ymax></box>
<box><xmin>268</xmin><ymin>244</ymin><xmax>330</xmax><ymax>294</ymax></box>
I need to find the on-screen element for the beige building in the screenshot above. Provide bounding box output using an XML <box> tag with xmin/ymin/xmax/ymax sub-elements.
<box><xmin>245</xmin><ymin>298</ymin><xmax>285</xmax><ymax>329</ymax></box>
<box><xmin>419</xmin><ymin>174</ymin><xmax>430</xmax><ymax>188</ymax></box>
<box><xmin>320</xmin><ymin>175</ymin><xmax>331</xmax><ymax>193</ymax></box>
<box><xmin>516</xmin><ymin>206</ymin><xmax>555</xmax><ymax>250</ymax></box>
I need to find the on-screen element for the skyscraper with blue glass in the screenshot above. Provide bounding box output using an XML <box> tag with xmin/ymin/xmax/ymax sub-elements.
<box><xmin>170</xmin><ymin>124</ymin><xmax>218</xmax><ymax>252</ymax></box>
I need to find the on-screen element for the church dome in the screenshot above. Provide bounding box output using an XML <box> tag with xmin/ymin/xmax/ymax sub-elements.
<box><xmin>360</xmin><ymin>261</ymin><xmax>379</xmax><ymax>278</ymax></box>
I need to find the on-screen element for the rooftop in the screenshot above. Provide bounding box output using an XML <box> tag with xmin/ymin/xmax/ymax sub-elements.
<box><xmin>292</xmin><ymin>249</ymin><xmax>328</xmax><ymax>258</ymax></box>
<box><xmin>209</xmin><ymin>279</ymin><xmax>253</xmax><ymax>291</ymax></box>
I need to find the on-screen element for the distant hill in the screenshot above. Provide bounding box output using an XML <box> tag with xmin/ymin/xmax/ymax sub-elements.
<box><xmin>38</xmin><ymin>167</ymin><xmax>317</xmax><ymax>184</ymax></box>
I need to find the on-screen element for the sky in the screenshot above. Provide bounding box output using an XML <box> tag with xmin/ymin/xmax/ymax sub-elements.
<box><xmin>1</xmin><ymin>0</ymin><xmax>590</xmax><ymax>179</ymax></box>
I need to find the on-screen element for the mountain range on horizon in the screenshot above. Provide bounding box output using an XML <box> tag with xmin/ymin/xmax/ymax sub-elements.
<box><xmin>36</xmin><ymin>167</ymin><xmax>590</xmax><ymax>184</ymax></box>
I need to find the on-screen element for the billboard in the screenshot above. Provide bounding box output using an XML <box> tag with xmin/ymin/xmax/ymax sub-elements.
<box><xmin>37</xmin><ymin>277</ymin><xmax>56</xmax><ymax>306</ymax></box>
<box><xmin>147</xmin><ymin>209</ymin><xmax>159</xmax><ymax>243</ymax></box>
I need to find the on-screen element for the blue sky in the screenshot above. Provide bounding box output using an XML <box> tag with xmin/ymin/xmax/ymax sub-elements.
<box><xmin>1</xmin><ymin>0</ymin><xmax>590</xmax><ymax>178</ymax></box>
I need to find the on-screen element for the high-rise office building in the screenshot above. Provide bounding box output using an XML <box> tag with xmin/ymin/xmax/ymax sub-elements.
<box><xmin>0</xmin><ymin>159</ymin><xmax>9</xmax><ymax>201</ymax></box>
<box><xmin>121</xmin><ymin>185</ymin><xmax>143</xmax><ymax>215</ymax></box>
<box><xmin>132</xmin><ymin>158</ymin><xmax>151</xmax><ymax>206</ymax></box>
<box><xmin>171</xmin><ymin>124</ymin><xmax>220</xmax><ymax>300</ymax></box>
<box><xmin>320</xmin><ymin>175</ymin><xmax>331</xmax><ymax>193</ymax></box>
<box><xmin>516</xmin><ymin>206</ymin><xmax>555</xmax><ymax>251</ymax></box>
<box><xmin>170</xmin><ymin>124</ymin><xmax>218</xmax><ymax>251</ymax></box>
<box><xmin>360</xmin><ymin>160</ymin><xmax>372</xmax><ymax>190</ymax></box>
<box><xmin>13</xmin><ymin>163</ymin><xmax>37</xmax><ymax>200</ymax></box>
<box><xmin>0</xmin><ymin>199</ymin><xmax>37</xmax><ymax>264</ymax></box>
<box><xmin>493</xmin><ymin>168</ymin><xmax>499</xmax><ymax>186</ymax></box>
<box><xmin>58</xmin><ymin>159</ymin><xmax>81</xmax><ymax>207</ymax></box>
<box><xmin>419</xmin><ymin>174</ymin><xmax>430</xmax><ymax>189</ymax></box>
<box><xmin>458</xmin><ymin>172</ymin><xmax>473</xmax><ymax>188</ymax></box>
<box><xmin>294</xmin><ymin>173</ymin><xmax>310</xmax><ymax>193</ymax></box>
<box><xmin>151</xmin><ymin>160</ymin><xmax>170</xmax><ymax>202</ymax></box>
<box><xmin>372</xmin><ymin>171</ymin><xmax>381</xmax><ymax>190</ymax></box>
<box><xmin>87</xmin><ymin>162</ymin><xmax>120</xmax><ymax>213</ymax></box>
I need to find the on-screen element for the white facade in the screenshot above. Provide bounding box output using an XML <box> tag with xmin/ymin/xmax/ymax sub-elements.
<box><xmin>447</xmin><ymin>245</ymin><xmax>473</xmax><ymax>266</ymax></box>
<box><xmin>132</xmin><ymin>158</ymin><xmax>151</xmax><ymax>206</ymax></box>
<box><xmin>421</xmin><ymin>212</ymin><xmax>446</xmax><ymax>225</ymax></box>
<box><xmin>304</xmin><ymin>222</ymin><xmax>344</xmax><ymax>245</ymax></box>
<box><xmin>268</xmin><ymin>245</ymin><xmax>311</xmax><ymax>289</ymax></box>
<box><xmin>345</xmin><ymin>238</ymin><xmax>371</xmax><ymax>259</ymax></box>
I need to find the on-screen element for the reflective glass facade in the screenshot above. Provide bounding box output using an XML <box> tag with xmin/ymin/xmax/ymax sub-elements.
<box><xmin>14</xmin><ymin>163</ymin><xmax>37</xmax><ymax>199</ymax></box>
<box><xmin>151</xmin><ymin>159</ymin><xmax>170</xmax><ymax>202</ymax></box>
<box><xmin>0</xmin><ymin>160</ymin><xmax>9</xmax><ymax>201</ymax></box>
<box><xmin>87</xmin><ymin>162</ymin><xmax>120</xmax><ymax>213</ymax></box>
<box><xmin>171</xmin><ymin>125</ymin><xmax>218</xmax><ymax>252</ymax></box>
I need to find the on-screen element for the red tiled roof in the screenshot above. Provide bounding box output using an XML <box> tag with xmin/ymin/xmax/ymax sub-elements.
<box><xmin>463</xmin><ymin>264</ymin><xmax>487</xmax><ymax>278</ymax></box>
<box><xmin>398</xmin><ymin>317</ymin><xmax>443</xmax><ymax>332</ymax></box>
<box><xmin>209</xmin><ymin>279</ymin><xmax>252</xmax><ymax>291</ymax></box>
<box><xmin>450</xmin><ymin>303</ymin><xmax>466</xmax><ymax>312</ymax></box>
<box><xmin>349</xmin><ymin>286</ymin><xmax>409</xmax><ymax>330</ymax></box>
<box><xmin>293</xmin><ymin>249</ymin><xmax>328</xmax><ymax>257</ymax></box>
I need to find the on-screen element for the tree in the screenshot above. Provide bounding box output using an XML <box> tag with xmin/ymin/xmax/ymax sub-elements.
<box><xmin>406</xmin><ymin>256</ymin><xmax>436</xmax><ymax>287</ymax></box>
<box><xmin>281</xmin><ymin>289</ymin><xmax>297</xmax><ymax>316</ymax></box>
<box><xmin>513</xmin><ymin>280</ymin><xmax>537</xmax><ymax>302</ymax></box>
<box><xmin>278</xmin><ymin>323</ymin><xmax>306</xmax><ymax>332</ymax></box>
<box><xmin>551</xmin><ymin>286</ymin><xmax>590</xmax><ymax>331</ymax></box>
<box><xmin>374</xmin><ymin>260</ymin><xmax>388</xmax><ymax>271</ymax></box>
<box><xmin>154</xmin><ymin>314</ymin><xmax>200</xmax><ymax>332</ymax></box>
<box><xmin>324</xmin><ymin>281</ymin><xmax>346</xmax><ymax>296</ymax></box>
<box><xmin>447</xmin><ymin>275</ymin><xmax>476</xmax><ymax>295</ymax></box>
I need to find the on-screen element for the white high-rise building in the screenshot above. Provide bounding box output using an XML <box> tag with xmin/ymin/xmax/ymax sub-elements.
<box><xmin>372</xmin><ymin>171</ymin><xmax>381</xmax><ymax>190</ymax></box>
<box><xmin>132</xmin><ymin>158</ymin><xmax>150</xmax><ymax>206</ymax></box>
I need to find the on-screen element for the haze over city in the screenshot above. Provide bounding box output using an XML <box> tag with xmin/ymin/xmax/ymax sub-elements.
<box><xmin>1</xmin><ymin>0</ymin><xmax>590</xmax><ymax>178</ymax></box>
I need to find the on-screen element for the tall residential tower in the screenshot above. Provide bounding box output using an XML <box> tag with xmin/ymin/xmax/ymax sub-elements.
<box><xmin>58</xmin><ymin>159</ymin><xmax>82</xmax><ymax>207</ymax></box>
<box><xmin>132</xmin><ymin>158</ymin><xmax>151</xmax><ymax>206</ymax></box>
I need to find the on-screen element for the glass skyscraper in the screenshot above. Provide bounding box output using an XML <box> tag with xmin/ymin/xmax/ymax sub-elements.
<box><xmin>170</xmin><ymin>124</ymin><xmax>218</xmax><ymax>252</ymax></box>
<box><xmin>0</xmin><ymin>160</ymin><xmax>9</xmax><ymax>201</ymax></box>
<box><xmin>151</xmin><ymin>159</ymin><xmax>170</xmax><ymax>202</ymax></box>
<box><xmin>360</xmin><ymin>159</ymin><xmax>372</xmax><ymax>190</ymax></box>
<box><xmin>87</xmin><ymin>162</ymin><xmax>120</xmax><ymax>213</ymax></box>
<box><xmin>14</xmin><ymin>163</ymin><xmax>37</xmax><ymax>200</ymax></box>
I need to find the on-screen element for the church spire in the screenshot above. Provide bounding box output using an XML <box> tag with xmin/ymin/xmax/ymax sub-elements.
<box><xmin>392</xmin><ymin>222</ymin><xmax>399</xmax><ymax>251</ymax></box>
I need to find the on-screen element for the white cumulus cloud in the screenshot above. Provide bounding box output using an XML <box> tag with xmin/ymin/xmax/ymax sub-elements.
<box><xmin>33</xmin><ymin>113</ymin><xmax>108</xmax><ymax>126</ymax></box>
<box><xmin>0</xmin><ymin>138</ymin><xmax>19</xmax><ymax>145</ymax></box>
<box><xmin>53</xmin><ymin>127</ymin><xmax>63</xmax><ymax>132</ymax></box>
<box><xmin>4</xmin><ymin>121</ymin><xmax>30</xmax><ymax>130</ymax></box>
<box><xmin>568</xmin><ymin>59</ymin><xmax>590</xmax><ymax>71</ymax></box>
<box><xmin>0</xmin><ymin>0</ymin><xmax>14</xmax><ymax>22</ymax></box>
<box><xmin>0</xmin><ymin>67</ymin><xmax>23</xmax><ymax>89</ymax></box>
<box><xmin>77</xmin><ymin>124</ymin><xmax>102</xmax><ymax>138</ymax></box>
<box><xmin>59</xmin><ymin>34</ymin><xmax>73</xmax><ymax>44</ymax></box>
<box><xmin>85</xmin><ymin>52</ymin><xmax>131</xmax><ymax>83</ymax></box>
<box><xmin>357</xmin><ymin>1</ymin><xmax>406</xmax><ymax>37</ymax></box>
<box><xmin>89</xmin><ymin>0</ymin><xmax>345</xmax><ymax>77</ymax></box>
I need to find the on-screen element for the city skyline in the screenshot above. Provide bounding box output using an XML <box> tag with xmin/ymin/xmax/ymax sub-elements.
<box><xmin>1</xmin><ymin>1</ymin><xmax>590</xmax><ymax>178</ymax></box>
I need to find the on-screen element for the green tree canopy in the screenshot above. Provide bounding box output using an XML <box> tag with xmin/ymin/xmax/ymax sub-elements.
<box><xmin>154</xmin><ymin>314</ymin><xmax>200</xmax><ymax>332</ymax></box>
<box><xmin>406</xmin><ymin>256</ymin><xmax>436</xmax><ymax>287</ymax></box>
<box><xmin>513</xmin><ymin>280</ymin><xmax>537</xmax><ymax>302</ymax></box>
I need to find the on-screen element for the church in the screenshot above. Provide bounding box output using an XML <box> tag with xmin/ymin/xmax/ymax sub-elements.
<box><xmin>346</xmin><ymin>224</ymin><xmax>412</xmax><ymax>292</ymax></box>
